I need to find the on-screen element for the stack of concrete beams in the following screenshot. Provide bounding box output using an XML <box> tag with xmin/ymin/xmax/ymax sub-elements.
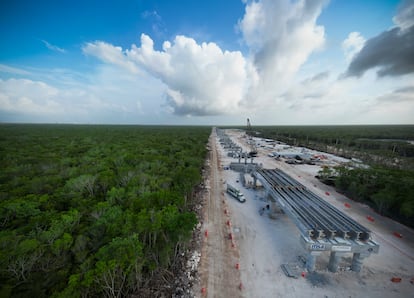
<box><xmin>253</xmin><ymin>168</ymin><xmax>379</xmax><ymax>272</ymax></box>
<box><xmin>256</xmin><ymin>169</ymin><xmax>371</xmax><ymax>241</ymax></box>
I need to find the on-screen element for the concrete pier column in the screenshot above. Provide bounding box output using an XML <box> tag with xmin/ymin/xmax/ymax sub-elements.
<box><xmin>351</xmin><ymin>253</ymin><xmax>364</xmax><ymax>272</ymax></box>
<box><xmin>328</xmin><ymin>252</ymin><xmax>341</xmax><ymax>272</ymax></box>
<box><xmin>306</xmin><ymin>253</ymin><xmax>317</xmax><ymax>272</ymax></box>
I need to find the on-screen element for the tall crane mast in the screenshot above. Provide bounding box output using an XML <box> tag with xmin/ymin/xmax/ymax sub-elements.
<box><xmin>246</xmin><ymin>118</ymin><xmax>257</xmax><ymax>157</ymax></box>
<box><xmin>247</xmin><ymin>118</ymin><xmax>252</xmax><ymax>132</ymax></box>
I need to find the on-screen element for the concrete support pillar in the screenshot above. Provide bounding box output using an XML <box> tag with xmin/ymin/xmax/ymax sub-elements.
<box><xmin>306</xmin><ymin>253</ymin><xmax>317</xmax><ymax>272</ymax></box>
<box><xmin>351</xmin><ymin>253</ymin><xmax>365</xmax><ymax>272</ymax></box>
<box><xmin>253</xmin><ymin>175</ymin><xmax>257</xmax><ymax>188</ymax></box>
<box><xmin>328</xmin><ymin>252</ymin><xmax>341</xmax><ymax>272</ymax></box>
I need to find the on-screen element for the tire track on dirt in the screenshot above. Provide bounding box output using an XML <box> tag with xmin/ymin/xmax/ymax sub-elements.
<box><xmin>199</xmin><ymin>128</ymin><xmax>241</xmax><ymax>298</ymax></box>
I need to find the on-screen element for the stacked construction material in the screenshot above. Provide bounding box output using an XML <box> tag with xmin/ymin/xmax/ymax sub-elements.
<box><xmin>257</xmin><ymin>169</ymin><xmax>371</xmax><ymax>241</ymax></box>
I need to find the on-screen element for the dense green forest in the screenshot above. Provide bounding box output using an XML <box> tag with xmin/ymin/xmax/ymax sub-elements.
<box><xmin>318</xmin><ymin>165</ymin><xmax>414</xmax><ymax>227</ymax></box>
<box><xmin>0</xmin><ymin>124</ymin><xmax>211</xmax><ymax>297</ymax></box>
<box><xmin>248</xmin><ymin>125</ymin><xmax>414</xmax><ymax>228</ymax></box>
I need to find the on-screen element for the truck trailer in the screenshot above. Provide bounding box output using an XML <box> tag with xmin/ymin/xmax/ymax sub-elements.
<box><xmin>226</xmin><ymin>184</ymin><xmax>246</xmax><ymax>203</ymax></box>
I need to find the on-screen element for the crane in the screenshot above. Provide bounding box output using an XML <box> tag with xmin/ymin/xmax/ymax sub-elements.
<box><xmin>246</xmin><ymin>118</ymin><xmax>258</xmax><ymax>157</ymax></box>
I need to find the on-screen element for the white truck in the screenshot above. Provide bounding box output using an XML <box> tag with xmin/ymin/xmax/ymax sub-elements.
<box><xmin>226</xmin><ymin>184</ymin><xmax>246</xmax><ymax>203</ymax></box>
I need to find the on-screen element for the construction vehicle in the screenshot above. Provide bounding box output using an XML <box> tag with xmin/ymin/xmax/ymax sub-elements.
<box><xmin>226</xmin><ymin>184</ymin><xmax>246</xmax><ymax>203</ymax></box>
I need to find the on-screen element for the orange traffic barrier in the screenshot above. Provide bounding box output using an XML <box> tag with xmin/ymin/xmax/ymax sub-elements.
<box><xmin>393</xmin><ymin>232</ymin><xmax>403</xmax><ymax>238</ymax></box>
<box><xmin>235</xmin><ymin>263</ymin><xmax>240</xmax><ymax>270</ymax></box>
<box><xmin>344</xmin><ymin>203</ymin><xmax>351</xmax><ymax>208</ymax></box>
<box><xmin>391</xmin><ymin>277</ymin><xmax>402</xmax><ymax>283</ymax></box>
<box><xmin>367</xmin><ymin>216</ymin><xmax>375</xmax><ymax>222</ymax></box>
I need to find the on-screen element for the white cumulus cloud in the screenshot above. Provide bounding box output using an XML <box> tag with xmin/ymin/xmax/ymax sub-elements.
<box><xmin>83</xmin><ymin>41</ymin><xmax>140</xmax><ymax>74</ymax></box>
<box><xmin>342</xmin><ymin>32</ymin><xmax>366</xmax><ymax>62</ymax></box>
<box><xmin>84</xmin><ymin>34</ymin><xmax>257</xmax><ymax>116</ymax></box>
<box><xmin>239</xmin><ymin>0</ymin><xmax>327</xmax><ymax>101</ymax></box>
<box><xmin>128</xmin><ymin>34</ymin><xmax>257</xmax><ymax>116</ymax></box>
<box><xmin>83</xmin><ymin>0</ymin><xmax>328</xmax><ymax>117</ymax></box>
<box><xmin>10</xmin><ymin>0</ymin><xmax>406</xmax><ymax>125</ymax></box>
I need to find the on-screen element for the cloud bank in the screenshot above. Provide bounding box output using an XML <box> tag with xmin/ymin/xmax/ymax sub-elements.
<box><xmin>0</xmin><ymin>65</ymin><xmax>165</xmax><ymax>124</ymax></box>
<box><xmin>84</xmin><ymin>35</ymin><xmax>255</xmax><ymax>116</ymax></box>
<box><xmin>239</xmin><ymin>0</ymin><xmax>326</xmax><ymax>84</ymax></box>
<box><xmin>129</xmin><ymin>34</ymin><xmax>256</xmax><ymax>116</ymax></box>
<box><xmin>2</xmin><ymin>0</ymin><xmax>412</xmax><ymax>125</ymax></box>
<box><xmin>83</xmin><ymin>0</ymin><xmax>328</xmax><ymax>117</ymax></box>
<box><xmin>377</xmin><ymin>85</ymin><xmax>414</xmax><ymax>103</ymax></box>
<box><xmin>344</xmin><ymin>0</ymin><xmax>414</xmax><ymax>78</ymax></box>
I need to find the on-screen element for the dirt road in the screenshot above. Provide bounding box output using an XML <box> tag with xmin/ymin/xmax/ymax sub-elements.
<box><xmin>198</xmin><ymin>129</ymin><xmax>241</xmax><ymax>297</ymax></box>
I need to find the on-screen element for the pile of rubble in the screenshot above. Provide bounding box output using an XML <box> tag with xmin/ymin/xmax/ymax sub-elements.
<box><xmin>173</xmin><ymin>249</ymin><xmax>201</xmax><ymax>298</ymax></box>
<box><xmin>173</xmin><ymin>160</ymin><xmax>210</xmax><ymax>297</ymax></box>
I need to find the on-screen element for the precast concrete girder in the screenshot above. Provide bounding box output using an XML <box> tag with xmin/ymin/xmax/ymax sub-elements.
<box><xmin>255</xmin><ymin>169</ymin><xmax>372</xmax><ymax>242</ymax></box>
<box><xmin>254</xmin><ymin>168</ymin><xmax>379</xmax><ymax>272</ymax></box>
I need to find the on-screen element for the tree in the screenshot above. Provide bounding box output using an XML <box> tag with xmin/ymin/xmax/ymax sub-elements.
<box><xmin>68</xmin><ymin>235</ymin><xmax>144</xmax><ymax>298</ymax></box>
<box><xmin>40</xmin><ymin>209</ymin><xmax>81</xmax><ymax>245</ymax></box>
<box><xmin>65</xmin><ymin>175</ymin><xmax>97</xmax><ymax>197</ymax></box>
<box><xmin>371</xmin><ymin>186</ymin><xmax>398</xmax><ymax>215</ymax></box>
<box><xmin>0</xmin><ymin>198</ymin><xmax>41</xmax><ymax>228</ymax></box>
<box><xmin>5</xmin><ymin>238</ymin><xmax>43</xmax><ymax>282</ymax></box>
<box><xmin>106</xmin><ymin>187</ymin><xmax>126</xmax><ymax>206</ymax></box>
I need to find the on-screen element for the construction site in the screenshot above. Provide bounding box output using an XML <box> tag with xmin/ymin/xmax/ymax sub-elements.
<box><xmin>197</xmin><ymin>125</ymin><xmax>414</xmax><ymax>298</ymax></box>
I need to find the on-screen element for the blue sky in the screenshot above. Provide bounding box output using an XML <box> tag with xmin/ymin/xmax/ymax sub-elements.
<box><xmin>1</xmin><ymin>0</ymin><xmax>413</xmax><ymax>125</ymax></box>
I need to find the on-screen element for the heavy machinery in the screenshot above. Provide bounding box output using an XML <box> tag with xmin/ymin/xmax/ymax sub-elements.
<box><xmin>246</xmin><ymin>118</ymin><xmax>258</xmax><ymax>157</ymax></box>
<box><xmin>226</xmin><ymin>184</ymin><xmax>246</xmax><ymax>203</ymax></box>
